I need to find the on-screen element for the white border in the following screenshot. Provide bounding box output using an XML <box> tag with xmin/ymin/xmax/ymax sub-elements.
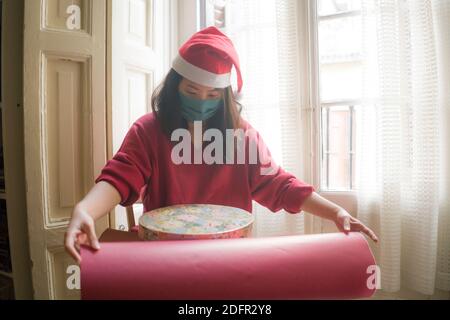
<box><xmin>172</xmin><ymin>54</ymin><xmax>231</xmax><ymax>88</ymax></box>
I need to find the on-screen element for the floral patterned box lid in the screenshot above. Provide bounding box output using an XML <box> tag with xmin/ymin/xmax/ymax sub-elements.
<box><xmin>138</xmin><ymin>204</ymin><xmax>254</xmax><ymax>241</ymax></box>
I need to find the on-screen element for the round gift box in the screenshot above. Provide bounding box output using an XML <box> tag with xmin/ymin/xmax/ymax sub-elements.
<box><xmin>138</xmin><ymin>204</ymin><xmax>254</xmax><ymax>241</ymax></box>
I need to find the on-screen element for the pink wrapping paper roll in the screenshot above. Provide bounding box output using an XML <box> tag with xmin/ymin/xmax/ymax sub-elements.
<box><xmin>81</xmin><ymin>232</ymin><xmax>377</xmax><ymax>300</ymax></box>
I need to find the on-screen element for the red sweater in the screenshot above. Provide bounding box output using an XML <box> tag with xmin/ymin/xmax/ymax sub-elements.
<box><xmin>95</xmin><ymin>113</ymin><xmax>314</xmax><ymax>214</ymax></box>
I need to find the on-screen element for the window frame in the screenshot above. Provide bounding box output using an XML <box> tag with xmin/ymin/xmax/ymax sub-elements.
<box><xmin>177</xmin><ymin>0</ymin><xmax>201</xmax><ymax>44</ymax></box>
<box><xmin>305</xmin><ymin>0</ymin><xmax>358</xmax><ymax>231</ymax></box>
<box><xmin>316</xmin><ymin>1</ymin><xmax>362</xmax><ymax>192</ymax></box>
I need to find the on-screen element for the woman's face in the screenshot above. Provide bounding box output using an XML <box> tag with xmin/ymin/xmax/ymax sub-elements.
<box><xmin>178</xmin><ymin>78</ymin><xmax>223</xmax><ymax>100</ymax></box>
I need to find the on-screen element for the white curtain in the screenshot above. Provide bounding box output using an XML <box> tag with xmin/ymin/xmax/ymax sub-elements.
<box><xmin>221</xmin><ymin>0</ymin><xmax>307</xmax><ymax>237</ymax></box>
<box><xmin>356</xmin><ymin>0</ymin><xmax>450</xmax><ymax>294</ymax></box>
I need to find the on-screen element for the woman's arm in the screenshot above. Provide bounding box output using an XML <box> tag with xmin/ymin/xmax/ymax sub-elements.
<box><xmin>74</xmin><ymin>181</ymin><xmax>121</xmax><ymax>221</ymax></box>
<box><xmin>64</xmin><ymin>181</ymin><xmax>121</xmax><ymax>263</ymax></box>
<box><xmin>244</xmin><ymin>122</ymin><xmax>377</xmax><ymax>242</ymax></box>
<box><xmin>65</xmin><ymin>116</ymin><xmax>154</xmax><ymax>263</ymax></box>
<box><xmin>301</xmin><ymin>192</ymin><xmax>378</xmax><ymax>242</ymax></box>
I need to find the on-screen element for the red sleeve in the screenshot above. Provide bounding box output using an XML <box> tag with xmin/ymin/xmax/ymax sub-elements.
<box><xmin>246</xmin><ymin>125</ymin><xmax>315</xmax><ymax>214</ymax></box>
<box><xmin>95</xmin><ymin>119</ymin><xmax>152</xmax><ymax>207</ymax></box>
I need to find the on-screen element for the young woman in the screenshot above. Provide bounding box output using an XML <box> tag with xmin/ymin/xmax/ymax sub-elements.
<box><xmin>65</xmin><ymin>26</ymin><xmax>378</xmax><ymax>263</ymax></box>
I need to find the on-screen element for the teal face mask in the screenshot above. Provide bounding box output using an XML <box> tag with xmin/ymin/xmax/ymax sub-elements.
<box><xmin>178</xmin><ymin>91</ymin><xmax>222</xmax><ymax>121</ymax></box>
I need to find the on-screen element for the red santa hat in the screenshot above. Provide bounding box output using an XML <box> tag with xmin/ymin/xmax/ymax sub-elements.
<box><xmin>172</xmin><ymin>26</ymin><xmax>243</xmax><ymax>93</ymax></box>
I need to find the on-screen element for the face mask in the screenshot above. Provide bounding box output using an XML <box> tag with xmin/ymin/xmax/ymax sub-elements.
<box><xmin>178</xmin><ymin>90</ymin><xmax>222</xmax><ymax>121</ymax></box>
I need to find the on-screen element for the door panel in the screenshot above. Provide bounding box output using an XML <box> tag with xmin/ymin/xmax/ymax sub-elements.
<box><xmin>44</xmin><ymin>0</ymin><xmax>90</xmax><ymax>33</ymax></box>
<box><xmin>46</xmin><ymin>55</ymin><xmax>89</xmax><ymax>222</ymax></box>
<box><xmin>24</xmin><ymin>0</ymin><xmax>108</xmax><ymax>299</ymax></box>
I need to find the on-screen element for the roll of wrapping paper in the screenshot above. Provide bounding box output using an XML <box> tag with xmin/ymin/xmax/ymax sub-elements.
<box><xmin>81</xmin><ymin>232</ymin><xmax>377</xmax><ymax>300</ymax></box>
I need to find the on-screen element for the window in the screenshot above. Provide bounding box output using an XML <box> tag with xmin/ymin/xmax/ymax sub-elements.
<box><xmin>317</xmin><ymin>0</ymin><xmax>362</xmax><ymax>191</ymax></box>
<box><xmin>198</xmin><ymin>0</ymin><xmax>364</xmax><ymax>197</ymax></box>
<box><xmin>199</xmin><ymin>0</ymin><xmax>364</xmax><ymax>193</ymax></box>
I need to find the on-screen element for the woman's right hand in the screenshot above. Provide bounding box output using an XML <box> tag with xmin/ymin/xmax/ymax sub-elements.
<box><xmin>64</xmin><ymin>206</ymin><xmax>100</xmax><ymax>263</ymax></box>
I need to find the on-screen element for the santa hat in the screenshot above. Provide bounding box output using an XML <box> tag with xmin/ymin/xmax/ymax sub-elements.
<box><xmin>172</xmin><ymin>26</ymin><xmax>243</xmax><ymax>93</ymax></box>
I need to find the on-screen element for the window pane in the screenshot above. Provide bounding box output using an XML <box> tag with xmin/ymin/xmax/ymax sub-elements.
<box><xmin>318</xmin><ymin>15</ymin><xmax>362</xmax><ymax>101</ymax></box>
<box><xmin>318</xmin><ymin>5</ymin><xmax>362</xmax><ymax>191</ymax></box>
<box><xmin>321</xmin><ymin>106</ymin><xmax>356</xmax><ymax>190</ymax></box>
<box><xmin>318</xmin><ymin>0</ymin><xmax>361</xmax><ymax>16</ymax></box>
<box><xmin>318</xmin><ymin>15</ymin><xmax>362</xmax><ymax>62</ymax></box>
<box><xmin>320</xmin><ymin>62</ymin><xmax>362</xmax><ymax>101</ymax></box>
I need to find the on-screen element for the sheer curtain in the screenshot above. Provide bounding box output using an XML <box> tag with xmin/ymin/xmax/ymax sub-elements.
<box><xmin>219</xmin><ymin>0</ymin><xmax>307</xmax><ymax>237</ymax></box>
<box><xmin>356</xmin><ymin>0</ymin><xmax>450</xmax><ymax>294</ymax></box>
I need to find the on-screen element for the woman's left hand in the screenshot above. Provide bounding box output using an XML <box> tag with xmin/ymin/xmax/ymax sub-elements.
<box><xmin>334</xmin><ymin>209</ymin><xmax>379</xmax><ymax>243</ymax></box>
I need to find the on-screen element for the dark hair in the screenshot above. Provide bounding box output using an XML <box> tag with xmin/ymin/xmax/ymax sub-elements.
<box><xmin>151</xmin><ymin>68</ymin><xmax>243</xmax><ymax>139</ymax></box>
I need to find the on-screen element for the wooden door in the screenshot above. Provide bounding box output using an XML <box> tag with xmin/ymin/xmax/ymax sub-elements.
<box><xmin>109</xmin><ymin>0</ymin><xmax>172</xmax><ymax>229</ymax></box>
<box><xmin>23</xmin><ymin>0</ymin><xmax>108</xmax><ymax>299</ymax></box>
